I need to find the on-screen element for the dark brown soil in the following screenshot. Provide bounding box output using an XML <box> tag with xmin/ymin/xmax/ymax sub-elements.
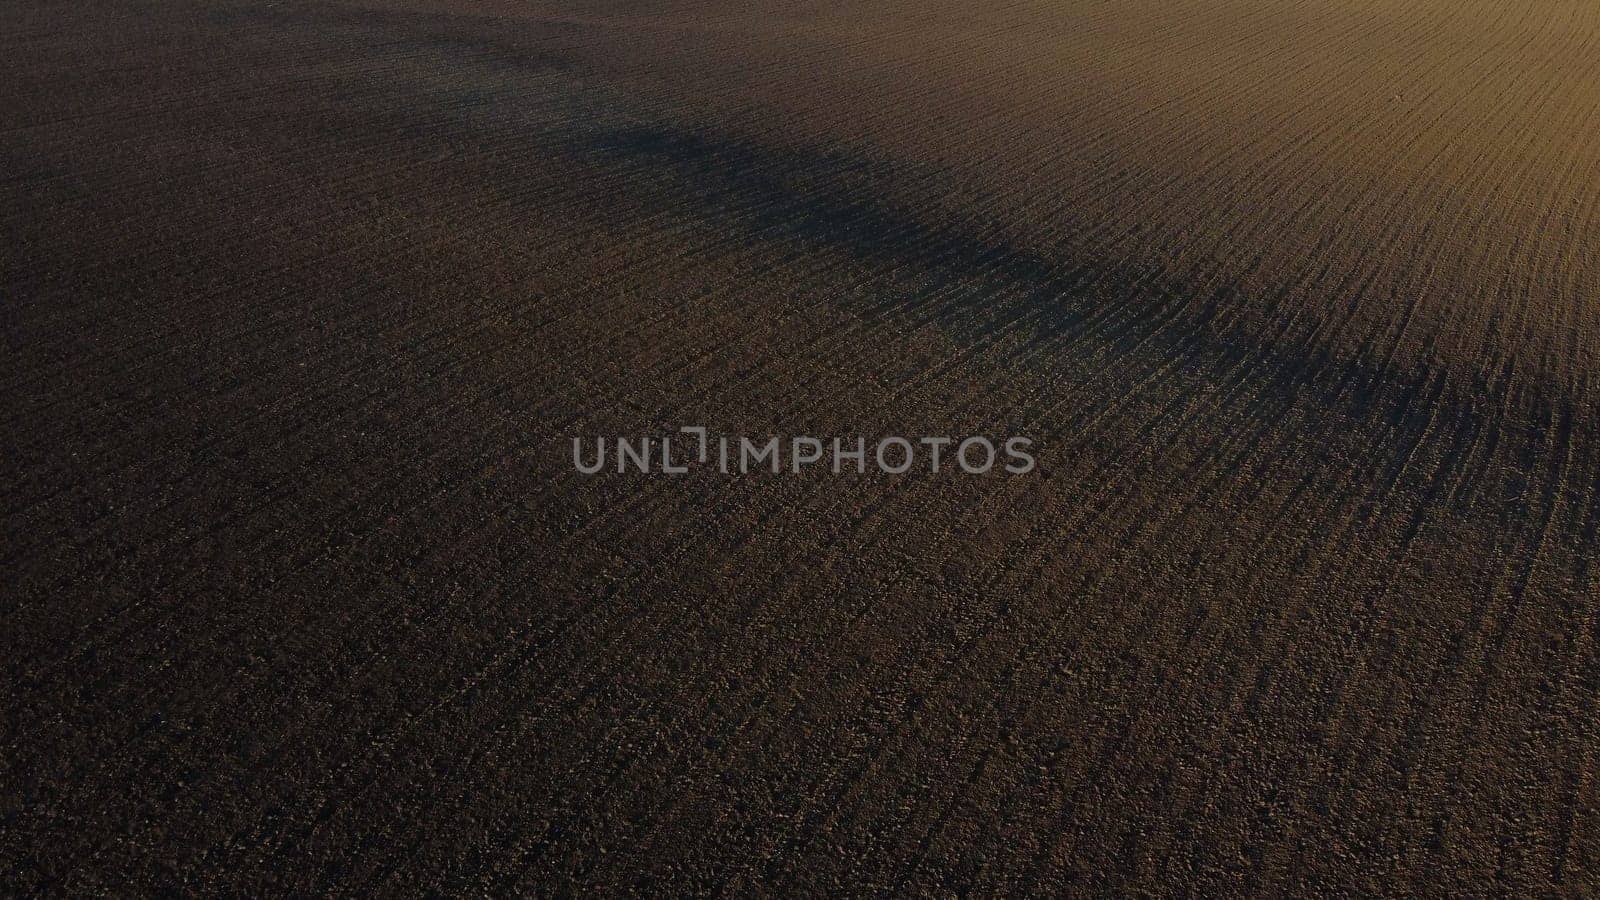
<box><xmin>4</xmin><ymin>0</ymin><xmax>1598</xmax><ymax>893</ymax></box>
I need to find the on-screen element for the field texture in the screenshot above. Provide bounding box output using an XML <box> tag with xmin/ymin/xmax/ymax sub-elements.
<box><xmin>4</xmin><ymin>0</ymin><xmax>1600</xmax><ymax>893</ymax></box>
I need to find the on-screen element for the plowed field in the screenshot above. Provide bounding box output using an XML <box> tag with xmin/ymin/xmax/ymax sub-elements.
<box><xmin>4</xmin><ymin>0</ymin><xmax>1599</xmax><ymax>893</ymax></box>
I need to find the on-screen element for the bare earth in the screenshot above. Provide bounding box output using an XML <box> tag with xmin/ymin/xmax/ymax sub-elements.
<box><xmin>4</xmin><ymin>0</ymin><xmax>1599</xmax><ymax>893</ymax></box>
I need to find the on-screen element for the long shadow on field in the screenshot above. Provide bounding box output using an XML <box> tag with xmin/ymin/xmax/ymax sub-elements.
<box><xmin>582</xmin><ymin>123</ymin><xmax>1597</xmax><ymax>580</ymax></box>
<box><xmin>586</xmin><ymin>125</ymin><xmax>1579</xmax><ymax>442</ymax></box>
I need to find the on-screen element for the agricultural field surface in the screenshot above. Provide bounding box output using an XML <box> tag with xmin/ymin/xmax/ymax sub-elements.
<box><xmin>4</xmin><ymin>0</ymin><xmax>1599</xmax><ymax>893</ymax></box>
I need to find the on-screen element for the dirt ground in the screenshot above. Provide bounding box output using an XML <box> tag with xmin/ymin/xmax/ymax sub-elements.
<box><xmin>3</xmin><ymin>0</ymin><xmax>1598</xmax><ymax>893</ymax></box>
